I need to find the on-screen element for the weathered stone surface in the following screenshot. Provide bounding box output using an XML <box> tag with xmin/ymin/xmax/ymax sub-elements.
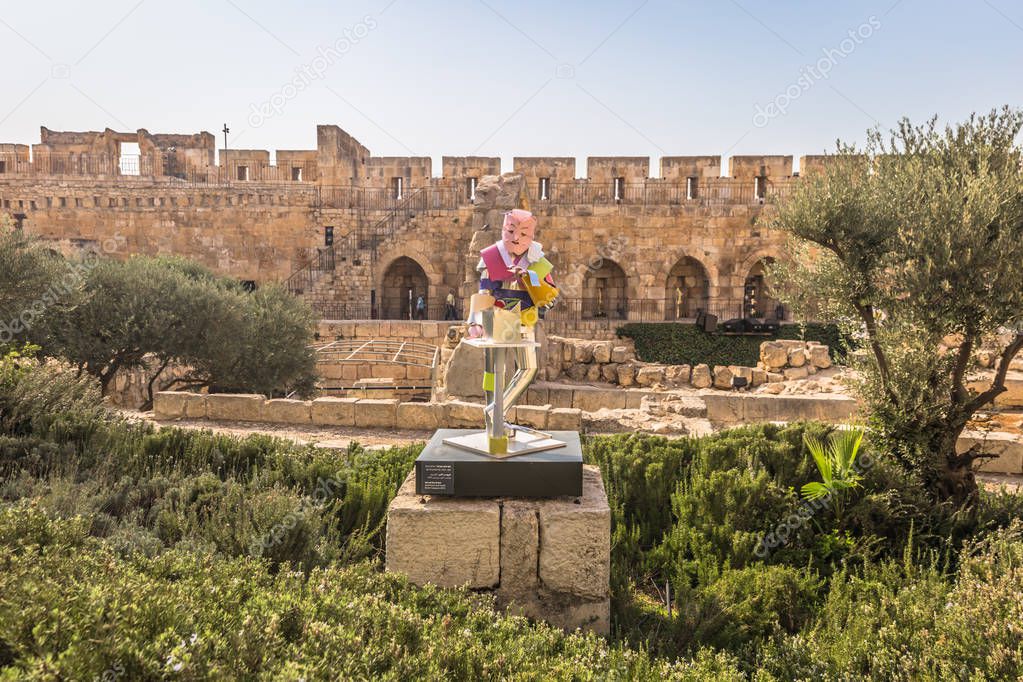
<box><xmin>611</xmin><ymin>346</ymin><xmax>629</xmax><ymax>363</ymax></box>
<box><xmin>566</xmin><ymin>363</ymin><xmax>588</xmax><ymax>381</ymax></box>
<box><xmin>730</xmin><ymin>366</ymin><xmax>753</xmax><ymax>382</ymax></box>
<box><xmin>547</xmin><ymin>387</ymin><xmax>574</xmax><ymax>408</ymax></box>
<box><xmin>263</xmin><ymin>398</ymin><xmax>312</xmax><ymax>424</ymax></box>
<box><xmin>397</xmin><ymin>401</ymin><xmax>444</xmax><ymax>430</ymax></box>
<box><xmin>663</xmin><ymin>364</ymin><xmax>691</xmax><ymax>387</ymax></box>
<box><xmin>713</xmin><ymin>365</ymin><xmax>734</xmax><ymax>389</ymax></box>
<box><xmin>585</xmin><ymin>364</ymin><xmax>602</xmax><ymax>382</ymax></box>
<box><xmin>547</xmin><ymin>407</ymin><xmax>583</xmax><ymax>431</ymax></box>
<box><xmin>751</xmin><ymin>368</ymin><xmax>768</xmax><ymax>387</ymax></box>
<box><xmin>635</xmin><ymin>366</ymin><xmax>664</xmax><ymax>387</ymax></box>
<box><xmin>691</xmin><ymin>363</ymin><xmax>713</xmax><ymax>389</ymax></box>
<box><xmin>153</xmin><ymin>391</ymin><xmax>205</xmax><ymax>420</ymax></box>
<box><xmin>787</xmin><ymin>347</ymin><xmax>807</xmax><ymax>367</ymax></box>
<box><xmin>312</xmin><ymin>397</ymin><xmax>358</xmax><ymax>426</ymax></box>
<box><xmin>600</xmin><ymin>363</ymin><xmax>619</xmax><ymax>383</ymax></box>
<box><xmin>206</xmin><ymin>394</ymin><xmax>264</xmax><ymax>422</ymax></box>
<box><xmin>538</xmin><ymin>466</ymin><xmax>610</xmax><ymax>600</ymax></box>
<box><xmin>784</xmin><ymin>366</ymin><xmax>809</xmax><ymax>381</ymax></box>
<box><xmin>386</xmin><ymin>471</ymin><xmax>500</xmax><ymax>588</ymax></box>
<box><xmin>592</xmin><ymin>342</ymin><xmax>612</xmax><ymax>364</ymax></box>
<box><xmin>446</xmin><ymin>400</ymin><xmax>485</xmax><ymax>428</ymax></box>
<box><xmin>497</xmin><ymin>501</ymin><xmax>539</xmax><ymax>595</ymax></box>
<box><xmin>355</xmin><ymin>399</ymin><xmax>399</xmax><ymax>428</ymax></box>
<box><xmin>573</xmin><ymin>343</ymin><xmax>593</xmax><ymax>364</ymax></box>
<box><xmin>616</xmin><ymin>363</ymin><xmax>636</xmax><ymax>387</ymax></box>
<box><xmin>704</xmin><ymin>393</ymin><xmax>858</xmax><ymax>424</ymax></box>
<box><xmin>516</xmin><ymin>405</ymin><xmax>549</xmax><ymax>430</ymax></box>
<box><xmin>572</xmin><ymin>387</ymin><xmax>626</xmax><ymax>412</ymax></box>
<box><xmin>760</xmin><ymin>342</ymin><xmax>788</xmax><ymax>370</ymax></box>
<box><xmin>767</xmin><ymin>371</ymin><xmax>784</xmax><ymax>383</ymax></box>
<box><xmin>809</xmin><ymin>345</ymin><xmax>832</xmax><ymax>369</ymax></box>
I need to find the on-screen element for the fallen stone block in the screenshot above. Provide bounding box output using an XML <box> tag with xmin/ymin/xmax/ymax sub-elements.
<box><xmin>153</xmin><ymin>391</ymin><xmax>206</xmax><ymax>420</ymax></box>
<box><xmin>572</xmin><ymin>387</ymin><xmax>627</xmax><ymax>412</ymax></box>
<box><xmin>397</xmin><ymin>401</ymin><xmax>444</xmax><ymax>430</ymax></box>
<box><xmin>691</xmin><ymin>363</ymin><xmax>712</xmax><ymax>389</ymax></box>
<box><xmin>446</xmin><ymin>400</ymin><xmax>485</xmax><ymax>428</ymax></box>
<box><xmin>354</xmin><ymin>399</ymin><xmax>399</xmax><ymax>428</ymax></box>
<box><xmin>548</xmin><ymin>407</ymin><xmax>583</xmax><ymax>431</ymax></box>
<box><xmin>516</xmin><ymin>405</ymin><xmax>550</xmax><ymax>430</ymax></box>
<box><xmin>635</xmin><ymin>366</ymin><xmax>664</xmax><ymax>387</ymax></box>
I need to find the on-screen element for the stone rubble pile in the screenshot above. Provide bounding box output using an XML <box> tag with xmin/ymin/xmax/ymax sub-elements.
<box><xmin>547</xmin><ymin>336</ymin><xmax>835</xmax><ymax>392</ymax></box>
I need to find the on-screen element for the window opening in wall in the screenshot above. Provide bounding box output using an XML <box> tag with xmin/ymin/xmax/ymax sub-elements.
<box><xmin>0</xmin><ymin>160</ymin><xmax>6</xmax><ymax>173</ymax></box>
<box><xmin>237</xmin><ymin>165</ymin><xmax>249</xmax><ymax>181</ymax></box>
<box><xmin>292</xmin><ymin>166</ymin><xmax>303</xmax><ymax>181</ymax></box>
<box><xmin>686</xmin><ymin>176</ymin><xmax>698</xmax><ymax>200</ymax></box>
<box><xmin>392</xmin><ymin>176</ymin><xmax>403</xmax><ymax>200</ymax></box>
<box><xmin>325</xmin><ymin>226</ymin><xmax>334</xmax><ymax>247</ymax></box>
<box><xmin>539</xmin><ymin>177</ymin><xmax>550</xmax><ymax>201</ymax></box>
<box><xmin>119</xmin><ymin>142</ymin><xmax>140</xmax><ymax>176</ymax></box>
<box><xmin>467</xmin><ymin>177</ymin><xmax>478</xmax><ymax>202</ymax></box>
<box><xmin>613</xmin><ymin>176</ymin><xmax>625</xmax><ymax>202</ymax></box>
<box><xmin>754</xmin><ymin>175</ymin><xmax>766</xmax><ymax>201</ymax></box>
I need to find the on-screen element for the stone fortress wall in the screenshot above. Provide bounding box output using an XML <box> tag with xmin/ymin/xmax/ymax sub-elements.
<box><xmin>0</xmin><ymin>122</ymin><xmax>832</xmax><ymax>330</ymax></box>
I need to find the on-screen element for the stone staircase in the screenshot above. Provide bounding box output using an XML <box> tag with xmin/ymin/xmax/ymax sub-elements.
<box><xmin>285</xmin><ymin>188</ymin><xmax>429</xmax><ymax>317</ymax></box>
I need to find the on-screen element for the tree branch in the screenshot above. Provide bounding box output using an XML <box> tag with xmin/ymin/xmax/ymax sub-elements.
<box><xmin>950</xmin><ymin>335</ymin><xmax>974</xmax><ymax>404</ymax></box>
<box><xmin>967</xmin><ymin>332</ymin><xmax>1023</xmax><ymax>413</ymax></box>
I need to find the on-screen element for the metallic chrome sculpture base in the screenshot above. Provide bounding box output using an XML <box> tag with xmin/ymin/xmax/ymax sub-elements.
<box><xmin>443</xmin><ymin>424</ymin><xmax>567</xmax><ymax>459</ymax></box>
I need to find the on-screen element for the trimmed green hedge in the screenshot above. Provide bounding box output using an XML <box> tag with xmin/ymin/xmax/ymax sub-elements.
<box><xmin>616</xmin><ymin>323</ymin><xmax>850</xmax><ymax>367</ymax></box>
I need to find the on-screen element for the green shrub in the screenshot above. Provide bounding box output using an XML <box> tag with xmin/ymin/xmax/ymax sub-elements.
<box><xmin>0</xmin><ymin>508</ymin><xmax>743</xmax><ymax>680</ymax></box>
<box><xmin>616</xmin><ymin>322</ymin><xmax>851</xmax><ymax>366</ymax></box>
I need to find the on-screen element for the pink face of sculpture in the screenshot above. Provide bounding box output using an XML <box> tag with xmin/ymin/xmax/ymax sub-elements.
<box><xmin>502</xmin><ymin>209</ymin><xmax>537</xmax><ymax>257</ymax></box>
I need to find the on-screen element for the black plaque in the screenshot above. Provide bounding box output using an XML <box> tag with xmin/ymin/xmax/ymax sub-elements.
<box><xmin>415</xmin><ymin>429</ymin><xmax>583</xmax><ymax>497</ymax></box>
<box><xmin>419</xmin><ymin>462</ymin><xmax>454</xmax><ymax>494</ymax></box>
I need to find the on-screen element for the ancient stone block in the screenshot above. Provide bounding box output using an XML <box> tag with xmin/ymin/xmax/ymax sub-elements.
<box><xmin>585</xmin><ymin>364</ymin><xmax>602</xmax><ymax>382</ymax></box>
<box><xmin>600</xmin><ymin>363</ymin><xmax>619</xmax><ymax>383</ymax></box>
<box><xmin>809</xmin><ymin>345</ymin><xmax>832</xmax><ymax>369</ymax></box>
<box><xmin>713</xmin><ymin>365</ymin><xmax>734</xmax><ymax>389</ymax></box>
<box><xmin>760</xmin><ymin>342</ymin><xmax>788</xmax><ymax>370</ymax></box>
<box><xmin>784</xmin><ymin>366</ymin><xmax>809</xmax><ymax>381</ymax></box>
<box><xmin>153</xmin><ymin>391</ymin><xmax>205</xmax><ymax>420</ymax></box>
<box><xmin>547</xmin><ymin>387</ymin><xmax>574</xmax><ymax>409</ymax></box>
<box><xmin>958</xmin><ymin>431</ymin><xmax>1023</xmax><ymax>474</ymax></box>
<box><xmin>767</xmin><ymin>371</ymin><xmax>784</xmax><ymax>383</ymax></box>
<box><xmin>788</xmin><ymin>347</ymin><xmax>807</xmax><ymax>367</ymax></box>
<box><xmin>573</xmin><ymin>343</ymin><xmax>593</xmax><ymax>364</ymax></box>
<box><xmin>498</xmin><ymin>502</ymin><xmax>539</xmax><ymax>594</ymax></box>
<box><xmin>312</xmin><ymin>397</ymin><xmax>358</xmax><ymax>426</ymax></box>
<box><xmin>386</xmin><ymin>471</ymin><xmax>500</xmax><ymax>588</ymax></box>
<box><xmin>446</xmin><ymin>400</ymin><xmax>485</xmax><ymax>428</ymax></box>
<box><xmin>663</xmin><ymin>364</ymin><xmax>691</xmax><ymax>387</ymax></box>
<box><xmin>635</xmin><ymin>366</ymin><xmax>664</xmax><ymax>387</ymax></box>
<box><xmin>572</xmin><ymin>387</ymin><xmax>626</xmax><ymax>412</ymax></box>
<box><xmin>566</xmin><ymin>363</ymin><xmax>588</xmax><ymax>381</ymax></box>
<box><xmin>751</xmin><ymin>368</ymin><xmax>768</xmax><ymax>386</ymax></box>
<box><xmin>691</xmin><ymin>364</ymin><xmax>713</xmax><ymax>389</ymax></box>
<box><xmin>592</xmin><ymin>342</ymin><xmax>612</xmax><ymax>364</ymax></box>
<box><xmin>206</xmin><ymin>394</ymin><xmax>264</xmax><ymax>422</ymax></box>
<box><xmin>538</xmin><ymin>466</ymin><xmax>610</xmax><ymax>601</ymax></box>
<box><xmin>355</xmin><ymin>399</ymin><xmax>399</xmax><ymax>428</ymax></box>
<box><xmin>610</xmin><ymin>346</ymin><xmax>629</xmax><ymax>363</ymax></box>
<box><xmin>548</xmin><ymin>407</ymin><xmax>583</xmax><ymax>431</ymax></box>
<box><xmin>397</xmin><ymin>401</ymin><xmax>444</xmax><ymax>430</ymax></box>
<box><xmin>516</xmin><ymin>405</ymin><xmax>549</xmax><ymax>430</ymax></box>
<box><xmin>263</xmin><ymin>398</ymin><xmax>312</xmax><ymax>424</ymax></box>
<box><xmin>616</xmin><ymin>363</ymin><xmax>636</xmax><ymax>387</ymax></box>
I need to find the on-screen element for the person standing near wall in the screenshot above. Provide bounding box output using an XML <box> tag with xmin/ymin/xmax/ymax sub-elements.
<box><xmin>415</xmin><ymin>295</ymin><xmax>427</xmax><ymax>320</ymax></box>
<box><xmin>444</xmin><ymin>290</ymin><xmax>457</xmax><ymax>320</ymax></box>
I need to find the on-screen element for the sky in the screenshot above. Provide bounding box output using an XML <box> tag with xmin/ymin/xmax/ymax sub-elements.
<box><xmin>1</xmin><ymin>0</ymin><xmax>1021</xmax><ymax>176</ymax></box>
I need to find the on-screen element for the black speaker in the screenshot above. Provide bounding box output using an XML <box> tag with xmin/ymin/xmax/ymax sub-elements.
<box><xmin>702</xmin><ymin>313</ymin><xmax>717</xmax><ymax>333</ymax></box>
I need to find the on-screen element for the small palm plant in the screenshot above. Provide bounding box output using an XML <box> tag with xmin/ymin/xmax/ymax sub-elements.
<box><xmin>801</xmin><ymin>428</ymin><xmax>865</xmax><ymax>522</ymax></box>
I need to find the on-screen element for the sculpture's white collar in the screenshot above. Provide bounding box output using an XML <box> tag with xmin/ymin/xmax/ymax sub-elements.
<box><xmin>496</xmin><ymin>240</ymin><xmax>544</xmax><ymax>266</ymax></box>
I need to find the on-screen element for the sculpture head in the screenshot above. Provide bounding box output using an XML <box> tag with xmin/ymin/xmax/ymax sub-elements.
<box><xmin>502</xmin><ymin>209</ymin><xmax>537</xmax><ymax>257</ymax></box>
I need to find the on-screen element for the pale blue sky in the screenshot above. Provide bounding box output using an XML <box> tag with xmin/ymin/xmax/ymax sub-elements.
<box><xmin>1</xmin><ymin>0</ymin><xmax>1020</xmax><ymax>175</ymax></box>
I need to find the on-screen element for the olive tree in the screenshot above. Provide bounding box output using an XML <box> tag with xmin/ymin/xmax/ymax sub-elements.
<box><xmin>769</xmin><ymin>108</ymin><xmax>1023</xmax><ymax>506</ymax></box>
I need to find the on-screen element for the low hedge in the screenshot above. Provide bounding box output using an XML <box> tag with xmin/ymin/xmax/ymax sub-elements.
<box><xmin>616</xmin><ymin>322</ymin><xmax>850</xmax><ymax>367</ymax></box>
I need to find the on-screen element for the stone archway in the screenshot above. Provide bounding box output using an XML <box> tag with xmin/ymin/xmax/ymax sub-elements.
<box><xmin>743</xmin><ymin>257</ymin><xmax>784</xmax><ymax>320</ymax></box>
<box><xmin>582</xmin><ymin>259</ymin><xmax>628</xmax><ymax>319</ymax></box>
<box><xmin>664</xmin><ymin>256</ymin><xmax>710</xmax><ymax>320</ymax></box>
<box><xmin>381</xmin><ymin>256</ymin><xmax>429</xmax><ymax>320</ymax></box>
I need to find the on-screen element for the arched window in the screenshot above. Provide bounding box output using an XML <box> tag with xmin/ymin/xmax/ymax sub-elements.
<box><xmin>583</xmin><ymin>259</ymin><xmax>628</xmax><ymax>320</ymax></box>
<box><xmin>381</xmin><ymin>256</ymin><xmax>429</xmax><ymax>320</ymax></box>
<box><xmin>664</xmin><ymin>256</ymin><xmax>710</xmax><ymax>320</ymax></box>
<box><xmin>743</xmin><ymin>258</ymin><xmax>784</xmax><ymax>320</ymax></box>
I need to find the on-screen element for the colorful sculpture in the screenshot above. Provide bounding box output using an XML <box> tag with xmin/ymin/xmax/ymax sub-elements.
<box><xmin>452</xmin><ymin>209</ymin><xmax>562</xmax><ymax>456</ymax></box>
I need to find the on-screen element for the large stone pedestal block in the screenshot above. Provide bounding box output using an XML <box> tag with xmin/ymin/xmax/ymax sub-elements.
<box><xmin>386</xmin><ymin>464</ymin><xmax>611</xmax><ymax>634</ymax></box>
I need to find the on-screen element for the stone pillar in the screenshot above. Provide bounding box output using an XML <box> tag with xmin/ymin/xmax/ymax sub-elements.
<box><xmin>385</xmin><ymin>465</ymin><xmax>611</xmax><ymax>634</ymax></box>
